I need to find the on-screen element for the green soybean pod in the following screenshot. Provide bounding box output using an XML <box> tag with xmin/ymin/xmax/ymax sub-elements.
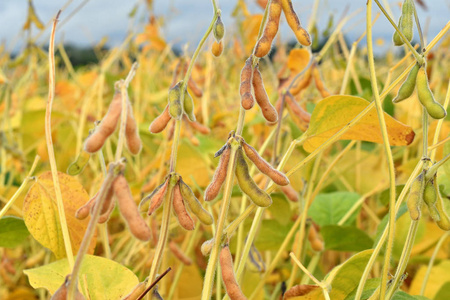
<box><xmin>168</xmin><ymin>81</ymin><xmax>183</xmax><ymax>120</ymax></box>
<box><xmin>400</xmin><ymin>0</ymin><xmax>414</xmax><ymax>42</ymax></box>
<box><xmin>393</xmin><ymin>63</ymin><xmax>419</xmax><ymax>103</ymax></box>
<box><xmin>406</xmin><ymin>173</ymin><xmax>424</xmax><ymax>220</ymax></box>
<box><xmin>183</xmin><ymin>89</ymin><xmax>196</xmax><ymax>122</ymax></box>
<box><xmin>423</xmin><ymin>180</ymin><xmax>440</xmax><ymax>222</ymax></box>
<box><xmin>179</xmin><ymin>179</ymin><xmax>213</xmax><ymax>225</ymax></box>
<box><xmin>393</xmin><ymin>16</ymin><xmax>404</xmax><ymax>46</ymax></box>
<box><xmin>435</xmin><ymin>183</ymin><xmax>450</xmax><ymax>231</ymax></box>
<box><xmin>213</xmin><ymin>16</ymin><xmax>225</xmax><ymax>41</ymax></box>
<box><xmin>67</xmin><ymin>150</ymin><xmax>90</xmax><ymax>175</ymax></box>
<box><xmin>417</xmin><ymin>67</ymin><xmax>447</xmax><ymax>119</ymax></box>
<box><xmin>235</xmin><ymin>147</ymin><xmax>272</xmax><ymax>207</ymax></box>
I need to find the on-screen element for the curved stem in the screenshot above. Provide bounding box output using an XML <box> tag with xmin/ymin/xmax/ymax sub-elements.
<box><xmin>366</xmin><ymin>2</ymin><xmax>398</xmax><ymax>298</ymax></box>
<box><xmin>45</xmin><ymin>10</ymin><xmax>74</xmax><ymax>268</ymax></box>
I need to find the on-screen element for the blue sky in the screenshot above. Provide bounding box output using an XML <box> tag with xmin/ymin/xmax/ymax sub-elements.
<box><xmin>1</xmin><ymin>0</ymin><xmax>449</xmax><ymax>53</ymax></box>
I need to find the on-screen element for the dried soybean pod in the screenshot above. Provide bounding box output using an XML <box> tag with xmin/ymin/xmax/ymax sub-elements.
<box><xmin>281</xmin><ymin>0</ymin><xmax>311</xmax><ymax>46</ymax></box>
<box><xmin>312</xmin><ymin>65</ymin><xmax>331</xmax><ymax>98</ymax></box>
<box><xmin>67</xmin><ymin>150</ymin><xmax>90</xmax><ymax>175</ymax></box>
<box><xmin>423</xmin><ymin>179</ymin><xmax>440</xmax><ymax>221</ymax></box>
<box><xmin>213</xmin><ymin>15</ymin><xmax>225</xmax><ymax>41</ymax></box>
<box><xmin>240</xmin><ymin>57</ymin><xmax>255</xmax><ymax>110</ymax></box>
<box><xmin>242</xmin><ymin>141</ymin><xmax>289</xmax><ymax>186</ymax></box>
<box><xmin>188</xmin><ymin>77</ymin><xmax>203</xmax><ymax>98</ymax></box>
<box><xmin>201</xmin><ymin>238</ymin><xmax>214</xmax><ymax>256</ymax></box>
<box><xmin>290</xmin><ymin>67</ymin><xmax>313</xmax><ymax>95</ymax></box>
<box><xmin>393</xmin><ymin>16</ymin><xmax>404</xmax><ymax>46</ymax></box>
<box><xmin>407</xmin><ymin>173</ymin><xmax>424</xmax><ymax>220</ymax></box>
<box><xmin>252</xmin><ymin>66</ymin><xmax>278</xmax><ymax>122</ymax></box>
<box><xmin>169</xmin><ymin>240</ymin><xmax>193</xmax><ymax>265</ymax></box>
<box><xmin>400</xmin><ymin>0</ymin><xmax>414</xmax><ymax>42</ymax></box>
<box><xmin>235</xmin><ymin>147</ymin><xmax>272</xmax><ymax>207</ymax></box>
<box><xmin>97</xmin><ymin>200</ymin><xmax>115</xmax><ymax>224</ymax></box>
<box><xmin>307</xmin><ymin>225</ymin><xmax>324</xmax><ymax>252</ymax></box>
<box><xmin>168</xmin><ymin>81</ymin><xmax>183</xmax><ymax>120</ymax></box>
<box><xmin>285</xmin><ymin>94</ymin><xmax>311</xmax><ymax>123</ymax></box>
<box><xmin>280</xmin><ymin>185</ymin><xmax>299</xmax><ymax>202</ymax></box>
<box><xmin>51</xmin><ymin>276</ymin><xmax>85</xmax><ymax>300</ymax></box>
<box><xmin>205</xmin><ymin>144</ymin><xmax>231</xmax><ymax>201</ymax></box>
<box><xmin>212</xmin><ymin>40</ymin><xmax>224</xmax><ymax>57</ymax></box>
<box><xmin>141</xmin><ymin>178</ymin><xmax>169</xmax><ymax>216</ymax></box>
<box><xmin>417</xmin><ymin>67</ymin><xmax>447</xmax><ymax>119</ymax></box>
<box><xmin>254</xmin><ymin>0</ymin><xmax>282</xmax><ymax>58</ymax></box>
<box><xmin>114</xmin><ymin>175</ymin><xmax>152</xmax><ymax>241</ymax></box>
<box><xmin>173</xmin><ymin>183</ymin><xmax>195</xmax><ymax>230</ymax></box>
<box><xmin>393</xmin><ymin>63</ymin><xmax>420</xmax><ymax>103</ymax></box>
<box><xmin>122</xmin><ymin>279</ymin><xmax>147</xmax><ymax>300</ymax></box>
<box><xmin>220</xmin><ymin>244</ymin><xmax>247</xmax><ymax>300</ymax></box>
<box><xmin>183</xmin><ymin>89</ymin><xmax>196</xmax><ymax>122</ymax></box>
<box><xmin>435</xmin><ymin>184</ymin><xmax>450</xmax><ymax>231</ymax></box>
<box><xmin>75</xmin><ymin>193</ymin><xmax>97</xmax><ymax>220</ymax></box>
<box><xmin>125</xmin><ymin>101</ymin><xmax>142</xmax><ymax>155</ymax></box>
<box><xmin>149</xmin><ymin>105</ymin><xmax>171</xmax><ymax>133</ymax></box>
<box><xmin>179</xmin><ymin>179</ymin><xmax>213</xmax><ymax>225</ymax></box>
<box><xmin>187</xmin><ymin>117</ymin><xmax>211</xmax><ymax>134</ymax></box>
<box><xmin>284</xmin><ymin>285</ymin><xmax>320</xmax><ymax>299</ymax></box>
<box><xmin>90</xmin><ymin>183</ymin><xmax>115</xmax><ymax>217</ymax></box>
<box><xmin>84</xmin><ymin>90</ymin><xmax>122</xmax><ymax>153</ymax></box>
<box><xmin>214</xmin><ymin>143</ymin><xmax>228</xmax><ymax>158</ymax></box>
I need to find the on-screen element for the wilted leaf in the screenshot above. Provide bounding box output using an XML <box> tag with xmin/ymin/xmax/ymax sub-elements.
<box><xmin>287</xmin><ymin>49</ymin><xmax>311</xmax><ymax>74</ymax></box>
<box><xmin>0</xmin><ymin>216</ymin><xmax>30</xmax><ymax>248</ymax></box>
<box><xmin>24</xmin><ymin>254</ymin><xmax>138</xmax><ymax>299</ymax></box>
<box><xmin>308</xmin><ymin>192</ymin><xmax>361</xmax><ymax>226</ymax></box>
<box><xmin>322</xmin><ymin>225</ymin><xmax>373</xmax><ymax>252</ymax></box>
<box><xmin>303</xmin><ymin>95</ymin><xmax>415</xmax><ymax>153</ymax></box>
<box><xmin>23</xmin><ymin>171</ymin><xmax>96</xmax><ymax>259</ymax></box>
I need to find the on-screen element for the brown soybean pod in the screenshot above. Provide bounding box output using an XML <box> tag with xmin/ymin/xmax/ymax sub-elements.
<box><xmin>90</xmin><ymin>184</ymin><xmax>115</xmax><ymax>217</ymax></box>
<box><xmin>188</xmin><ymin>77</ymin><xmax>203</xmax><ymax>98</ymax></box>
<box><xmin>149</xmin><ymin>105</ymin><xmax>172</xmax><ymax>134</ymax></box>
<box><xmin>186</xmin><ymin>117</ymin><xmax>211</xmax><ymax>134</ymax></box>
<box><xmin>84</xmin><ymin>90</ymin><xmax>122</xmax><ymax>153</ymax></box>
<box><xmin>435</xmin><ymin>183</ymin><xmax>450</xmax><ymax>231</ymax></box>
<box><xmin>240</xmin><ymin>58</ymin><xmax>255</xmax><ymax>110</ymax></box>
<box><xmin>312</xmin><ymin>65</ymin><xmax>331</xmax><ymax>98</ymax></box>
<box><xmin>141</xmin><ymin>178</ymin><xmax>169</xmax><ymax>216</ymax></box>
<box><xmin>285</xmin><ymin>94</ymin><xmax>311</xmax><ymax>123</ymax></box>
<box><xmin>205</xmin><ymin>145</ymin><xmax>231</xmax><ymax>201</ymax></box>
<box><xmin>235</xmin><ymin>147</ymin><xmax>272</xmax><ymax>207</ymax></box>
<box><xmin>169</xmin><ymin>240</ymin><xmax>193</xmax><ymax>265</ymax></box>
<box><xmin>283</xmin><ymin>285</ymin><xmax>319</xmax><ymax>299</ymax></box>
<box><xmin>254</xmin><ymin>0</ymin><xmax>282</xmax><ymax>58</ymax></box>
<box><xmin>75</xmin><ymin>193</ymin><xmax>97</xmax><ymax>220</ymax></box>
<box><xmin>114</xmin><ymin>175</ymin><xmax>152</xmax><ymax>241</ymax></box>
<box><xmin>280</xmin><ymin>185</ymin><xmax>299</xmax><ymax>202</ymax></box>
<box><xmin>281</xmin><ymin>0</ymin><xmax>311</xmax><ymax>46</ymax></box>
<box><xmin>289</xmin><ymin>67</ymin><xmax>313</xmax><ymax>96</ymax></box>
<box><xmin>220</xmin><ymin>244</ymin><xmax>247</xmax><ymax>300</ymax></box>
<box><xmin>125</xmin><ymin>101</ymin><xmax>142</xmax><ymax>155</ymax></box>
<box><xmin>211</xmin><ymin>40</ymin><xmax>224</xmax><ymax>57</ymax></box>
<box><xmin>252</xmin><ymin>66</ymin><xmax>278</xmax><ymax>123</ymax></box>
<box><xmin>97</xmin><ymin>200</ymin><xmax>115</xmax><ymax>224</ymax></box>
<box><xmin>242</xmin><ymin>142</ymin><xmax>289</xmax><ymax>186</ymax></box>
<box><xmin>179</xmin><ymin>179</ymin><xmax>213</xmax><ymax>225</ymax></box>
<box><xmin>173</xmin><ymin>184</ymin><xmax>195</xmax><ymax>230</ymax></box>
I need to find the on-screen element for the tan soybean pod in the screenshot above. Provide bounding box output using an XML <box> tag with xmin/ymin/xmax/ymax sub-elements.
<box><xmin>289</xmin><ymin>67</ymin><xmax>313</xmax><ymax>96</ymax></box>
<box><xmin>235</xmin><ymin>147</ymin><xmax>272</xmax><ymax>207</ymax></box>
<box><xmin>114</xmin><ymin>175</ymin><xmax>152</xmax><ymax>241</ymax></box>
<box><xmin>254</xmin><ymin>0</ymin><xmax>282</xmax><ymax>58</ymax></box>
<box><xmin>307</xmin><ymin>225</ymin><xmax>324</xmax><ymax>252</ymax></box>
<box><xmin>149</xmin><ymin>105</ymin><xmax>172</xmax><ymax>134</ymax></box>
<box><xmin>407</xmin><ymin>173</ymin><xmax>424</xmax><ymax>220</ymax></box>
<box><xmin>205</xmin><ymin>144</ymin><xmax>231</xmax><ymax>201</ymax></box>
<box><xmin>183</xmin><ymin>89</ymin><xmax>196</xmax><ymax>122</ymax></box>
<box><xmin>187</xmin><ymin>117</ymin><xmax>211</xmax><ymax>134</ymax></box>
<box><xmin>173</xmin><ymin>183</ymin><xmax>195</xmax><ymax>230</ymax></box>
<box><xmin>84</xmin><ymin>90</ymin><xmax>122</xmax><ymax>153</ymax></box>
<box><xmin>312</xmin><ymin>65</ymin><xmax>331</xmax><ymax>98</ymax></box>
<box><xmin>122</xmin><ymin>280</ymin><xmax>147</xmax><ymax>300</ymax></box>
<box><xmin>285</xmin><ymin>95</ymin><xmax>311</xmax><ymax>123</ymax></box>
<box><xmin>434</xmin><ymin>183</ymin><xmax>450</xmax><ymax>231</ymax></box>
<box><xmin>280</xmin><ymin>185</ymin><xmax>299</xmax><ymax>202</ymax></box>
<box><xmin>212</xmin><ymin>40</ymin><xmax>224</xmax><ymax>57</ymax></box>
<box><xmin>97</xmin><ymin>199</ymin><xmax>115</xmax><ymax>224</ymax></box>
<box><xmin>168</xmin><ymin>81</ymin><xmax>183</xmax><ymax>120</ymax></box>
<box><xmin>75</xmin><ymin>193</ymin><xmax>97</xmax><ymax>220</ymax></box>
<box><xmin>140</xmin><ymin>178</ymin><xmax>169</xmax><ymax>216</ymax></box>
<box><xmin>417</xmin><ymin>67</ymin><xmax>447</xmax><ymax>119</ymax></box>
<box><xmin>240</xmin><ymin>57</ymin><xmax>255</xmax><ymax>110</ymax></box>
<box><xmin>281</xmin><ymin>0</ymin><xmax>311</xmax><ymax>46</ymax></box>
<box><xmin>242</xmin><ymin>141</ymin><xmax>289</xmax><ymax>186</ymax></box>
<box><xmin>179</xmin><ymin>179</ymin><xmax>213</xmax><ymax>225</ymax></box>
<box><xmin>169</xmin><ymin>240</ymin><xmax>193</xmax><ymax>265</ymax></box>
<box><xmin>283</xmin><ymin>284</ymin><xmax>320</xmax><ymax>299</ymax></box>
<box><xmin>125</xmin><ymin>101</ymin><xmax>142</xmax><ymax>155</ymax></box>
<box><xmin>51</xmin><ymin>276</ymin><xmax>85</xmax><ymax>300</ymax></box>
<box><xmin>220</xmin><ymin>244</ymin><xmax>247</xmax><ymax>300</ymax></box>
<box><xmin>201</xmin><ymin>238</ymin><xmax>214</xmax><ymax>256</ymax></box>
<box><xmin>252</xmin><ymin>66</ymin><xmax>278</xmax><ymax>122</ymax></box>
<box><xmin>188</xmin><ymin>77</ymin><xmax>204</xmax><ymax>98</ymax></box>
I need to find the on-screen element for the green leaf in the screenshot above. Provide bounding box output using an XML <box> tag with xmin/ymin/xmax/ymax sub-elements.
<box><xmin>378</xmin><ymin>185</ymin><xmax>406</xmax><ymax>206</ymax></box>
<box><xmin>24</xmin><ymin>254</ymin><xmax>138</xmax><ymax>299</ymax></box>
<box><xmin>268</xmin><ymin>193</ymin><xmax>292</xmax><ymax>226</ymax></box>
<box><xmin>322</xmin><ymin>225</ymin><xmax>373</xmax><ymax>252</ymax></box>
<box><xmin>392</xmin><ymin>291</ymin><xmax>430</xmax><ymax>299</ymax></box>
<box><xmin>373</xmin><ymin>203</ymin><xmax>408</xmax><ymax>246</ymax></box>
<box><xmin>344</xmin><ymin>278</ymin><xmax>380</xmax><ymax>300</ymax></box>
<box><xmin>0</xmin><ymin>216</ymin><xmax>30</xmax><ymax>248</ymax></box>
<box><xmin>254</xmin><ymin>219</ymin><xmax>292</xmax><ymax>251</ymax></box>
<box><xmin>326</xmin><ymin>249</ymin><xmax>374</xmax><ymax>299</ymax></box>
<box><xmin>434</xmin><ymin>281</ymin><xmax>450</xmax><ymax>300</ymax></box>
<box><xmin>308</xmin><ymin>192</ymin><xmax>360</xmax><ymax>226</ymax></box>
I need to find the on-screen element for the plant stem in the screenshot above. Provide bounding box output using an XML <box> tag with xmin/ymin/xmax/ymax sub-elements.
<box><xmin>0</xmin><ymin>155</ymin><xmax>40</xmax><ymax>219</ymax></box>
<box><xmin>45</xmin><ymin>10</ymin><xmax>74</xmax><ymax>268</ymax></box>
<box><xmin>366</xmin><ymin>2</ymin><xmax>398</xmax><ymax>298</ymax></box>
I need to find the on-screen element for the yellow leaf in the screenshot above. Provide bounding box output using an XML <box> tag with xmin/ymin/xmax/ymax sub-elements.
<box><xmin>242</xmin><ymin>14</ymin><xmax>263</xmax><ymax>55</ymax></box>
<box><xmin>176</xmin><ymin>141</ymin><xmax>210</xmax><ymax>187</ymax></box>
<box><xmin>303</xmin><ymin>95</ymin><xmax>415</xmax><ymax>153</ymax></box>
<box><xmin>287</xmin><ymin>49</ymin><xmax>311</xmax><ymax>74</ymax></box>
<box><xmin>23</xmin><ymin>171</ymin><xmax>96</xmax><ymax>259</ymax></box>
<box><xmin>409</xmin><ymin>260</ymin><xmax>450</xmax><ymax>299</ymax></box>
